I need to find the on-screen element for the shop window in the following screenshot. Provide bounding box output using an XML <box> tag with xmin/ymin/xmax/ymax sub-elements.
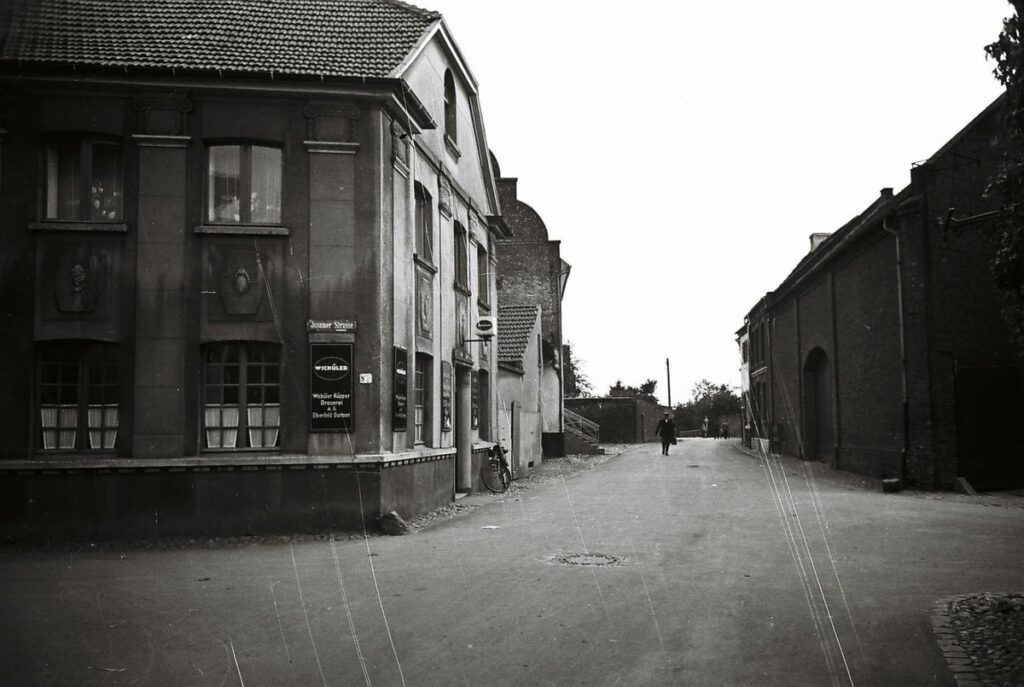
<box><xmin>37</xmin><ymin>342</ymin><xmax>119</xmax><ymax>451</ymax></box>
<box><xmin>444</xmin><ymin>70</ymin><xmax>457</xmax><ymax>144</ymax></box>
<box><xmin>414</xmin><ymin>352</ymin><xmax>432</xmax><ymax>445</ymax></box>
<box><xmin>414</xmin><ymin>182</ymin><xmax>433</xmax><ymax>264</ymax></box>
<box><xmin>454</xmin><ymin>222</ymin><xmax>468</xmax><ymax>289</ymax></box>
<box><xmin>44</xmin><ymin>137</ymin><xmax>123</xmax><ymax>221</ymax></box>
<box><xmin>477</xmin><ymin>243</ymin><xmax>489</xmax><ymax>307</ymax></box>
<box><xmin>203</xmin><ymin>343</ymin><xmax>280</xmax><ymax>450</ymax></box>
<box><xmin>207</xmin><ymin>144</ymin><xmax>282</xmax><ymax>224</ymax></box>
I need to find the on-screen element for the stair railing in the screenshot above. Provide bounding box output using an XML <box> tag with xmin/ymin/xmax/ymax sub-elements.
<box><xmin>564</xmin><ymin>407</ymin><xmax>600</xmax><ymax>444</ymax></box>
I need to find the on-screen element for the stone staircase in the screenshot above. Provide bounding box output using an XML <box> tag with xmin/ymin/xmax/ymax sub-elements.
<box><xmin>564</xmin><ymin>407</ymin><xmax>603</xmax><ymax>455</ymax></box>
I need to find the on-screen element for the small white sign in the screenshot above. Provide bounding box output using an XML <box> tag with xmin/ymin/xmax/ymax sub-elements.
<box><xmin>359</xmin><ymin>373</ymin><xmax>373</xmax><ymax>384</ymax></box>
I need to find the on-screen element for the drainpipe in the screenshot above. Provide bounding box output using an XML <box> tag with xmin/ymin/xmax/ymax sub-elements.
<box><xmin>882</xmin><ymin>216</ymin><xmax>910</xmax><ymax>486</ymax></box>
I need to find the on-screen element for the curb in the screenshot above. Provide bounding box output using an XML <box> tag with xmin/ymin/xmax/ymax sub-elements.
<box><xmin>931</xmin><ymin>596</ymin><xmax>981</xmax><ymax>687</ymax></box>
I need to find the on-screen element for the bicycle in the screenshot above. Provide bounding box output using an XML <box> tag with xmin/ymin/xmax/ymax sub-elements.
<box><xmin>481</xmin><ymin>443</ymin><xmax>512</xmax><ymax>493</ymax></box>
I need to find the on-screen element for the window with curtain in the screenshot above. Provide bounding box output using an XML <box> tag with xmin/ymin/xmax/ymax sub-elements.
<box><xmin>44</xmin><ymin>137</ymin><xmax>123</xmax><ymax>221</ymax></box>
<box><xmin>37</xmin><ymin>342</ymin><xmax>119</xmax><ymax>451</ymax></box>
<box><xmin>203</xmin><ymin>343</ymin><xmax>281</xmax><ymax>450</ymax></box>
<box><xmin>207</xmin><ymin>144</ymin><xmax>282</xmax><ymax>224</ymax></box>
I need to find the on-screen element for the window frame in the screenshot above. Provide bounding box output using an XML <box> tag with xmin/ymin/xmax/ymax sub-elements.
<box><xmin>36</xmin><ymin>341</ymin><xmax>120</xmax><ymax>453</ymax></box>
<box><xmin>201</xmin><ymin>342</ymin><xmax>282</xmax><ymax>452</ymax></box>
<box><xmin>443</xmin><ymin>70</ymin><xmax>457</xmax><ymax>145</ymax></box>
<box><xmin>41</xmin><ymin>134</ymin><xmax>124</xmax><ymax>224</ymax></box>
<box><xmin>414</xmin><ymin>352</ymin><xmax>432</xmax><ymax>446</ymax></box>
<box><xmin>454</xmin><ymin>221</ymin><xmax>469</xmax><ymax>290</ymax></box>
<box><xmin>205</xmin><ymin>142</ymin><xmax>283</xmax><ymax>226</ymax></box>
<box><xmin>414</xmin><ymin>182</ymin><xmax>434</xmax><ymax>265</ymax></box>
<box><xmin>476</xmin><ymin>243</ymin><xmax>490</xmax><ymax>308</ymax></box>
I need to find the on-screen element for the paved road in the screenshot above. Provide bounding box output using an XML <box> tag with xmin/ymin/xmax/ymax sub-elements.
<box><xmin>1</xmin><ymin>440</ymin><xmax>1022</xmax><ymax>686</ymax></box>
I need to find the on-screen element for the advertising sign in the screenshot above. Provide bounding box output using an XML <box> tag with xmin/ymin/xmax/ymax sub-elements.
<box><xmin>393</xmin><ymin>346</ymin><xmax>408</xmax><ymax>431</ymax></box>
<box><xmin>310</xmin><ymin>343</ymin><xmax>354</xmax><ymax>432</ymax></box>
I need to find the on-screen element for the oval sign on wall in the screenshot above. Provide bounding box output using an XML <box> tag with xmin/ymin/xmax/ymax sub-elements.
<box><xmin>313</xmin><ymin>356</ymin><xmax>349</xmax><ymax>381</ymax></box>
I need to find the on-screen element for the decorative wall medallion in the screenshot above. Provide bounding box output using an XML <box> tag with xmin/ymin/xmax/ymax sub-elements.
<box><xmin>214</xmin><ymin>247</ymin><xmax>264</xmax><ymax>317</ymax></box>
<box><xmin>418</xmin><ymin>290</ymin><xmax>433</xmax><ymax>336</ymax></box>
<box><xmin>438</xmin><ymin>179</ymin><xmax>453</xmax><ymax>216</ymax></box>
<box><xmin>70</xmin><ymin>263</ymin><xmax>87</xmax><ymax>293</ymax></box>
<box><xmin>416</xmin><ymin>269</ymin><xmax>434</xmax><ymax>339</ymax></box>
<box><xmin>53</xmin><ymin>248</ymin><xmax>104</xmax><ymax>314</ymax></box>
<box><xmin>232</xmin><ymin>267</ymin><xmax>251</xmax><ymax>295</ymax></box>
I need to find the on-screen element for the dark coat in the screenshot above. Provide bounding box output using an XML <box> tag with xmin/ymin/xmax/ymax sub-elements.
<box><xmin>655</xmin><ymin>417</ymin><xmax>676</xmax><ymax>441</ymax></box>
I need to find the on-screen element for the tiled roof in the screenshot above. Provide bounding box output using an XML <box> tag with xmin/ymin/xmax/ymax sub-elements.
<box><xmin>0</xmin><ymin>0</ymin><xmax>440</xmax><ymax>78</ymax></box>
<box><xmin>497</xmin><ymin>304</ymin><xmax>539</xmax><ymax>372</ymax></box>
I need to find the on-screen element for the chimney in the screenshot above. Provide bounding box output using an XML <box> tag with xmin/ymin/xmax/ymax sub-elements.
<box><xmin>880</xmin><ymin>187</ymin><xmax>893</xmax><ymax>199</ymax></box>
<box><xmin>809</xmin><ymin>232</ymin><xmax>831</xmax><ymax>251</ymax></box>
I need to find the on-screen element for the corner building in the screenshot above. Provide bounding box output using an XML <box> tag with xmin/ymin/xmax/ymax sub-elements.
<box><xmin>0</xmin><ymin>0</ymin><xmax>506</xmax><ymax>540</ymax></box>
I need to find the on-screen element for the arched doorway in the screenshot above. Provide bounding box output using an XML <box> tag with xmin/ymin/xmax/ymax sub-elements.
<box><xmin>803</xmin><ymin>348</ymin><xmax>833</xmax><ymax>461</ymax></box>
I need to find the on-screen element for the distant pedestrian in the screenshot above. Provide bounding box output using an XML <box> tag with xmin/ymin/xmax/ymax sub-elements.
<box><xmin>721</xmin><ymin>420</ymin><xmax>730</xmax><ymax>440</ymax></box>
<box><xmin>655</xmin><ymin>412</ymin><xmax>677</xmax><ymax>455</ymax></box>
<box><xmin>701</xmin><ymin>416</ymin><xmax>709</xmax><ymax>438</ymax></box>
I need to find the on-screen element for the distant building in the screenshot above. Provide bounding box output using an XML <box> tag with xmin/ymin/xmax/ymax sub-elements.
<box><xmin>0</xmin><ymin>0</ymin><xmax>509</xmax><ymax>540</ymax></box>
<box><xmin>494</xmin><ymin>160</ymin><xmax>571</xmax><ymax>457</ymax></box>
<box><xmin>735</xmin><ymin>326</ymin><xmax>752</xmax><ymax>447</ymax></box>
<box><xmin>496</xmin><ymin>304</ymin><xmax>544</xmax><ymax>474</ymax></box>
<box><xmin>737</xmin><ymin>95</ymin><xmax>1023</xmax><ymax>490</ymax></box>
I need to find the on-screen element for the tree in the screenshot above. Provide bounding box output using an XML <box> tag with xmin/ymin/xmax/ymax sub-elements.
<box><xmin>671</xmin><ymin>379</ymin><xmax>741</xmax><ymax>430</ymax></box>
<box><xmin>607</xmin><ymin>378</ymin><xmax>658</xmax><ymax>402</ymax></box>
<box><xmin>563</xmin><ymin>342</ymin><xmax>593</xmax><ymax>398</ymax></box>
<box><xmin>986</xmin><ymin>2</ymin><xmax>1024</xmax><ymax>347</ymax></box>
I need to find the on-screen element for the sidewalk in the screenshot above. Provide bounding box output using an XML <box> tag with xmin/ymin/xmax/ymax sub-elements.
<box><xmin>729</xmin><ymin>437</ymin><xmax>1024</xmax><ymax>686</ymax></box>
<box><xmin>730</xmin><ymin>439</ymin><xmax>1024</xmax><ymax>510</ymax></box>
<box><xmin>408</xmin><ymin>446</ymin><xmax>629</xmax><ymax>532</ymax></box>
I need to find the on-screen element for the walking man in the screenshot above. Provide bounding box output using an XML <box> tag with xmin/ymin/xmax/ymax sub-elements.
<box><xmin>655</xmin><ymin>412</ymin><xmax>677</xmax><ymax>455</ymax></box>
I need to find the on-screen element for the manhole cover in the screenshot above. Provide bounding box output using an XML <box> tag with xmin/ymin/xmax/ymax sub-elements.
<box><xmin>556</xmin><ymin>552</ymin><xmax>621</xmax><ymax>567</ymax></box>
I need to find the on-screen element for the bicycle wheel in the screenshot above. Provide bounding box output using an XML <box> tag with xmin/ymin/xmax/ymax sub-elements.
<box><xmin>481</xmin><ymin>460</ymin><xmax>511</xmax><ymax>493</ymax></box>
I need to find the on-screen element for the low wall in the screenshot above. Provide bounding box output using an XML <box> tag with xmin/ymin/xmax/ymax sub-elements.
<box><xmin>565</xmin><ymin>397</ymin><xmax>668</xmax><ymax>443</ymax></box>
<box><xmin>0</xmin><ymin>451</ymin><xmax>460</xmax><ymax>543</ymax></box>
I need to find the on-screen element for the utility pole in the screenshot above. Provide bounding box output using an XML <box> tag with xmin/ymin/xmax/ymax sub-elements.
<box><xmin>666</xmin><ymin>358</ymin><xmax>672</xmax><ymax>407</ymax></box>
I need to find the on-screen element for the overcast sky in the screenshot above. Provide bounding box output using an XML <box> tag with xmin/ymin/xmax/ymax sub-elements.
<box><xmin>430</xmin><ymin>1</ymin><xmax>1009</xmax><ymax>406</ymax></box>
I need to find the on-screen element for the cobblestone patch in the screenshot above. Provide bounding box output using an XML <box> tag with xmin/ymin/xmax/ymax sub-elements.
<box><xmin>932</xmin><ymin>592</ymin><xmax>1024</xmax><ymax>686</ymax></box>
<box><xmin>507</xmin><ymin>446</ymin><xmax>626</xmax><ymax>492</ymax></box>
<box><xmin>405</xmin><ymin>448</ymin><xmax>626</xmax><ymax>534</ymax></box>
<box><xmin>406</xmin><ymin>502</ymin><xmax>481</xmax><ymax>531</ymax></box>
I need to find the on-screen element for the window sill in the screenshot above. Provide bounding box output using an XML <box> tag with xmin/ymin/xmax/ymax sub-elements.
<box><xmin>30</xmin><ymin>221</ymin><xmax>128</xmax><ymax>233</ymax></box>
<box><xmin>444</xmin><ymin>135</ymin><xmax>462</xmax><ymax>161</ymax></box>
<box><xmin>414</xmin><ymin>254</ymin><xmax>437</xmax><ymax>274</ymax></box>
<box><xmin>195</xmin><ymin>224</ymin><xmax>290</xmax><ymax>236</ymax></box>
<box><xmin>477</xmin><ymin>299</ymin><xmax>491</xmax><ymax>312</ymax></box>
<box><xmin>454</xmin><ymin>282</ymin><xmax>472</xmax><ymax>297</ymax></box>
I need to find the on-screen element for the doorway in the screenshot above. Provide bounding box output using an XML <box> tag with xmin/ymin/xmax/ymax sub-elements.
<box><xmin>803</xmin><ymin>348</ymin><xmax>833</xmax><ymax>461</ymax></box>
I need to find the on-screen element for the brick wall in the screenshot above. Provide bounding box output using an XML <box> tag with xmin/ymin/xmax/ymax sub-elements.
<box><xmin>832</xmin><ymin>231</ymin><xmax>903</xmax><ymax>478</ymax></box>
<box><xmin>565</xmin><ymin>397</ymin><xmax>667</xmax><ymax>443</ymax></box>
